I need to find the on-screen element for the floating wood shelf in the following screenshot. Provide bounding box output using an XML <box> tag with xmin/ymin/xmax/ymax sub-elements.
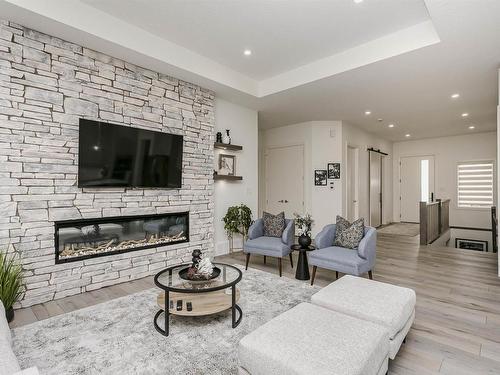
<box><xmin>214</xmin><ymin>142</ymin><xmax>243</xmax><ymax>151</ymax></box>
<box><xmin>214</xmin><ymin>175</ymin><xmax>243</xmax><ymax>181</ymax></box>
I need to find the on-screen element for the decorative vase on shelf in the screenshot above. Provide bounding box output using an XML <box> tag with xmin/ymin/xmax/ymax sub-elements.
<box><xmin>298</xmin><ymin>234</ymin><xmax>312</xmax><ymax>248</ymax></box>
<box><xmin>216</xmin><ymin>132</ymin><xmax>223</xmax><ymax>143</ymax></box>
<box><xmin>222</xmin><ymin>129</ymin><xmax>231</xmax><ymax>144</ymax></box>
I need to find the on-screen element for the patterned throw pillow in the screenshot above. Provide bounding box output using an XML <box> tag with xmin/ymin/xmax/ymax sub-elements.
<box><xmin>334</xmin><ymin>216</ymin><xmax>365</xmax><ymax>249</ymax></box>
<box><xmin>263</xmin><ymin>211</ymin><xmax>286</xmax><ymax>238</ymax></box>
<box><xmin>334</xmin><ymin>216</ymin><xmax>350</xmax><ymax>237</ymax></box>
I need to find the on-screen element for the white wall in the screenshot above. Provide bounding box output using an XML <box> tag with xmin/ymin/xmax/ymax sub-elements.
<box><xmin>214</xmin><ymin>98</ymin><xmax>258</xmax><ymax>255</ymax></box>
<box><xmin>311</xmin><ymin>123</ymin><xmax>343</xmax><ymax>235</ymax></box>
<box><xmin>393</xmin><ymin>132</ymin><xmax>497</xmax><ymax>229</ymax></box>
<box><xmin>497</xmin><ymin>69</ymin><xmax>500</xmax><ymax>275</ymax></box>
<box><xmin>342</xmin><ymin>122</ymin><xmax>393</xmax><ymax>225</ymax></box>
<box><xmin>259</xmin><ymin>121</ymin><xmax>342</xmax><ymax>236</ymax></box>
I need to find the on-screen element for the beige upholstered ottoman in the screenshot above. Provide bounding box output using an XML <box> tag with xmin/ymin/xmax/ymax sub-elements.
<box><xmin>311</xmin><ymin>275</ymin><xmax>416</xmax><ymax>359</ymax></box>
<box><xmin>238</xmin><ymin>303</ymin><xmax>389</xmax><ymax>375</ymax></box>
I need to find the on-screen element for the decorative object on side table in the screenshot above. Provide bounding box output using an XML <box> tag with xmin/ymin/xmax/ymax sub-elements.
<box><xmin>327</xmin><ymin>163</ymin><xmax>341</xmax><ymax>179</ymax></box>
<box><xmin>219</xmin><ymin>154</ymin><xmax>235</xmax><ymax>176</ymax></box>
<box><xmin>0</xmin><ymin>250</ymin><xmax>23</xmax><ymax>323</ymax></box>
<box><xmin>294</xmin><ymin>213</ymin><xmax>314</xmax><ymax>248</ymax></box>
<box><xmin>223</xmin><ymin>204</ymin><xmax>253</xmax><ymax>252</ymax></box>
<box><xmin>314</xmin><ymin>170</ymin><xmax>327</xmax><ymax>186</ymax></box>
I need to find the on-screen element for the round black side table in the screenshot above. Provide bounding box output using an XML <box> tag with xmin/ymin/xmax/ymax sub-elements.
<box><xmin>291</xmin><ymin>244</ymin><xmax>315</xmax><ymax>280</ymax></box>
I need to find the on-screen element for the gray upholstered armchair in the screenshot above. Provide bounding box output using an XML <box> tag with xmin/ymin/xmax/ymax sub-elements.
<box><xmin>309</xmin><ymin>224</ymin><xmax>377</xmax><ymax>285</ymax></box>
<box><xmin>243</xmin><ymin>218</ymin><xmax>295</xmax><ymax>277</ymax></box>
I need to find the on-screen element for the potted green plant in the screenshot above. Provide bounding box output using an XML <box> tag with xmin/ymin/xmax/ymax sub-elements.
<box><xmin>238</xmin><ymin>205</ymin><xmax>252</xmax><ymax>239</ymax></box>
<box><xmin>294</xmin><ymin>213</ymin><xmax>314</xmax><ymax>248</ymax></box>
<box><xmin>223</xmin><ymin>204</ymin><xmax>253</xmax><ymax>251</ymax></box>
<box><xmin>0</xmin><ymin>251</ymin><xmax>23</xmax><ymax>323</ymax></box>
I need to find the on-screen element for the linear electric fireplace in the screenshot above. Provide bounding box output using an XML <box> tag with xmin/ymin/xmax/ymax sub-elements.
<box><xmin>54</xmin><ymin>212</ymin><xmax>189</xmax><ymax>263</ymax></box>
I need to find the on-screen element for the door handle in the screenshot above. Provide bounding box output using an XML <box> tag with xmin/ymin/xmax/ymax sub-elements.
<box><xmin>278</xmin><ymin>200</ymin><xmax>283</xmax><ymax>203</ymax></box>
<box><xmin>284</xmin><ymin>200</ymin><xmax>289</xmax><ymax>203</ymax></box>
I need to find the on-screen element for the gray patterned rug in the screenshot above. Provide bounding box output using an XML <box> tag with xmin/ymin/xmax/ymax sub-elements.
<box><xmin>12</xmin><ymin>266</ymin><xmax>319</xmax><ymax>375</ymax></box>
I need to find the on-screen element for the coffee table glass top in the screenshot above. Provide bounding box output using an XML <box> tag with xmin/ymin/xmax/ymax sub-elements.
<box><xmin>155</xmin><ymin>263</ymin><xmax>242</xmax><ymax>293</ymax></box>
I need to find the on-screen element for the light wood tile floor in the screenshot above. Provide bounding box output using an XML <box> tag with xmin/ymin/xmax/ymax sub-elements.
<box><xmin>9</xmin><ymin>233</ymin><xmax>500</xmax><ymax>374</ymax></box>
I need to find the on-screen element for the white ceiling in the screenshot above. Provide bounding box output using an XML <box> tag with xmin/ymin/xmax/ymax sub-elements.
<box><xmin>0</xmin><ymin>0</ymin><xmax>499</xmax><ymax>141</ymax></box>
<box><xmin>82</xmin><ymin>0</ymin><xmax>430</xmax><ymax>80</ymax></box>
<box><xmin>257</xmin><ymin>0</ymin><xmax>500</xmax><ymax>139</ymax></box>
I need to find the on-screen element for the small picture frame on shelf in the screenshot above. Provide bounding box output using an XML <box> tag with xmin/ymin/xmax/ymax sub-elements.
<box><xmin>327</xmin><ymin>163</ymin><xmax>340</xmax><ymax>179</ymax></box>
<box><xmin>218</xmin><ymin>154</ymin><xmax>235</xmax><ymax>176</ymax></box>
<box><xmin>314</xmin><ymin>170</ymin><xmax>327</xmax><ymax>186</ymax></box>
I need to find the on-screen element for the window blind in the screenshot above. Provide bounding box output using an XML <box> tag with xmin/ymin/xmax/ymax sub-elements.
<box><xmin>457</xmin><ymin>161</ymin><xmax>494</xmax><ymax>208</ymax></box>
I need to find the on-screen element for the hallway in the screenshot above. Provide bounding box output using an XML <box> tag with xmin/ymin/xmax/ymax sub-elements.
<box><xmin>377</xmin><ymin>223</ymin><xmax>420</xmax><ymax>237</ymax></box>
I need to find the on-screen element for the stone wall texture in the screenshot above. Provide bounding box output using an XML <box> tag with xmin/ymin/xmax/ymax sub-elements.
<box><xmin>0</xmin><ymin>20</ymin><xmax>215</xmax><ymax>307</ymax></box>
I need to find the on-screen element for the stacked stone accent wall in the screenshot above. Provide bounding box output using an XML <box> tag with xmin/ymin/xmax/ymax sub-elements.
<box><xmin>0</xmin><ymin>20</ymin><xmax>215</xmax><ymax>307</ymax></box>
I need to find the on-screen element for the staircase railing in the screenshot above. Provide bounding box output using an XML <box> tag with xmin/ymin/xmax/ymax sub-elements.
<box><xmin>420</xmin><ymin>199</ymin><xmax>450</xmax><ymax>245</ymax></box>
<box><xmin>492</xmin><ymin>206</ymin><xmax>498</xmax><ymax>253</ymax></box>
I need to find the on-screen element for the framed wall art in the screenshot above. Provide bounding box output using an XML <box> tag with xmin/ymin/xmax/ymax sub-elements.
<box><xmin>314</xmin><ymin>170</ymin><xmax>327</xmax><ymax>186</ymax></box>
<box><xmin>218</xmin><ymin>154</ymin><xmax>235</xmax><ymax>176</ymax></box>
<box><xmin>327</xmin><ymin>162</ymin><xmax>340</xmax><ymax>179</ymax></box>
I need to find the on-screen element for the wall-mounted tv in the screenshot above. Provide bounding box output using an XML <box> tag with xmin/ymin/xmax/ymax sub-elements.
<box><xmin>78</xmin><ymin>119</ymin><xmax>183</xmax><ymax>188</ymax></box>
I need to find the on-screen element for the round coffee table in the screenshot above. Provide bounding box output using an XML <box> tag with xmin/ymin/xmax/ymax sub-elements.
<box><xmin>153</xmin><ymin>263</ymin><xmax>242</xmax><ymax>336</ymax></box>
<box><xmin>291</xmin><ymin>244</ymin><xmax>315</xmax><ymax>280</ymax></box>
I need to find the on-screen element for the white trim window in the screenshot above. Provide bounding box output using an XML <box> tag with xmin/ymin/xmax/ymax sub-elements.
<box><xmin>457</xmin><ymin>161</ymin><xmax>494</xmax><ymax>208</ymax></box>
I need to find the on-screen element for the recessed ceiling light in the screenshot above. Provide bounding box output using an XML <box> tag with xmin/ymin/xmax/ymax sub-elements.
<box><xmin>451</xmin><ymin>93</ymin><xmax>460</xmax><ymax>99</ymax></box>
<box><xmin>243</xmin><ymin>49</ymin><xmax>252</xmax><ymax>56</ymax></box>
<box><xmin>405</xmin><ymin>134</ymin><xmax>411</xmax><ymax>138</ymax></box>
<box><xmin>365</xmin><ymin>111</ymin><xmax>371</xmax><ymax>115</ymax></box>
<box><xmin>468</xmin><ymin>125</ymin><xmax>475</xmax><ymax>129</ymax></box>
<box><xmin>353</xmin><ymin>0</ymin><xmax>363</xmax><ymax>3</ymax></box>
<box><xmin>461</xmin><ymin>113</ymin><xmax>469</xmax><ymax>117</ymax></box>
<box><xmin>388</xmin><ymin>124</ymin><xmax>395</xmax><ymax>128</ymax></box>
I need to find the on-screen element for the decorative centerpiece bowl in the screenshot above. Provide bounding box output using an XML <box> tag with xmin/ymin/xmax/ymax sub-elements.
<box><xmin>178</xmin><ymin>250</ymin><xmax>220</xmax><ymax>281</ymax></box>
<box><xmin>179</xmin><ymin>266</ymin><xmax>221</xmax><ymax>281</ymax></box>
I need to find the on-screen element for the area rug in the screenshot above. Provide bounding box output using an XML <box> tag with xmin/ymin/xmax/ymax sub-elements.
<box><xmin>377</xmin><ymin>223</ymin><xmax>420</xmax><ymax>237</ymax></box>
<box><xmin>12</xmin><ymin>266</ymin><xmax>319</xmax><ymax>375</ymax></box>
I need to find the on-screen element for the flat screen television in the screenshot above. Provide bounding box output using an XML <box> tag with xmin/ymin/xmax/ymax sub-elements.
<box><xmin>78</xmin><ymin>119</ymin><xmax>183</xmax><ymax>188</ymax></box>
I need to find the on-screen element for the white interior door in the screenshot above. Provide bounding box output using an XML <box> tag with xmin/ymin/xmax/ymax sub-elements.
<box><xmin>400</xmin><ymin>155</ymin><xmax>435</xmax><ymax>222</ymax></box>
<box><xmin>347</xmin><ymin>146</ymin><xmax>359</xmax><ymax>221</ymax></box>
<box><xmin>265</xmin><ymin>145</ymin><xmax>304</xmax><ymax>217</ymax></box>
